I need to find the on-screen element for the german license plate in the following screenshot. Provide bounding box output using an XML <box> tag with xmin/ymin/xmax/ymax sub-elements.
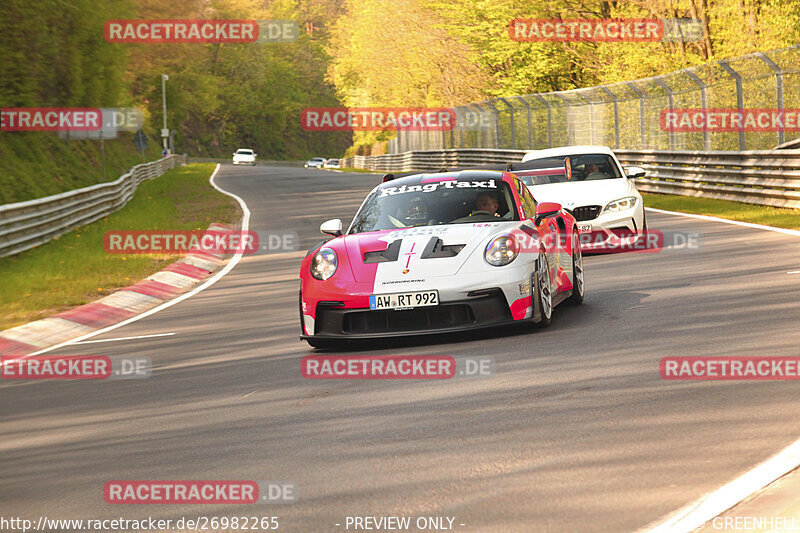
<box><xmin>577</xmin><ymin>223</ymin><xmax>592</xmax><ymax>233</ymax></box>
<box><xmin>369</xmin><ymin>290</ymin><xmax>439</xmax><ymax>310</ymax></box>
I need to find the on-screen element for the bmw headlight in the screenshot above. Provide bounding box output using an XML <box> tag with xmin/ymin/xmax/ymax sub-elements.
<box><xmin>310</xmin><ymin>247</ymin><xmax>338</xmax><ymax>280</ymax></box>
<box><xmin>484</xmin><ymin>234</ymin><xmax>519</xmax><ymax>266</ymax></box>
<box><xmin>604</xmin><ymin>196</ymin><xmax>637</xmax><ymax>213</ymax></box>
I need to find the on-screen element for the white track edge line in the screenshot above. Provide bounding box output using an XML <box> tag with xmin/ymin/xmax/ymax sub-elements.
<box><xmin>71</xmin><ymin>332</ymin><xmax>176</xmax><ymax>344</ymax></box>
<box><xmin>643</xmin><ymin>439</ymin><xmax>800</xmax><ymax>532</ymax></box>
<box><xmin>645</xmin><ymin>207</ymin><xmax>800</xmax><ymax>237</ymax></box>
<box><xmin>14</xmin><ymin>163</ymin><xmax>249</xmax><ymax>358</ymax></box>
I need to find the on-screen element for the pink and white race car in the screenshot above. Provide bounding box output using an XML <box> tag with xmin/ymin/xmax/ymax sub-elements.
<box><xmin>299</xmin><ymin>170</ymin><xmax>586</xmax><ymax>348</ymax></box>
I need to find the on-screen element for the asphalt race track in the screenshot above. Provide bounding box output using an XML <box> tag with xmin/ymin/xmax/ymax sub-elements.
<box><xmin>3</xmin><ymin>164</ymin><xmax>800</xmax><ymax>532</ymax></box>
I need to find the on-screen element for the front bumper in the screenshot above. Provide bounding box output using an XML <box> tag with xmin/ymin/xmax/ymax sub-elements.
<box><xmin>302</xmin><ymin>289</ymin><xmax>518</xmax><ymax>340</ymax></box>
<box><xmin>575</xmin><ymin>205</ymin><xmax>644</xmax><ymax>251</ymax></box>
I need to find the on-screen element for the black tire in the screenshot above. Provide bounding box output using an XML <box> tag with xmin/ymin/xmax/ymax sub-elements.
<box><xmin>567</xmin><ymin>231</ymin><xmax>585</xmax><ymax>305</ymax></box>
<box><xmin>533</xmin><ymin>251</ymin><xmax>553</xmax><ymax>328</ymax></box>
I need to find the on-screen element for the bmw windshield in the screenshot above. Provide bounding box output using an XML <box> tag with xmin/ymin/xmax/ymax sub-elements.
<box><xmin>518</xmin><ymin>154</ymin><xmax>622</xmax><ymax>186</ymax></box>
<box><xmin>348</xmin><ymin>177</ymin><xmax>519</xmax><ymax>234</ymax></box>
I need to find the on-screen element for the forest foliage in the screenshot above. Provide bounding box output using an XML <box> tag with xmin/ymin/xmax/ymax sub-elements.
<box><xmin>2</xmin><ymin>0</ymin><xmax>799</xmax><ymax>165</ymax></box>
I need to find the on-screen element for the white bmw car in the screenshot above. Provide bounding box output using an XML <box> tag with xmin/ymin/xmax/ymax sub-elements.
<box><xmin>513</xmin><ymin>146</ymin><xmax>646</xmax><ymax>251</ymax></box>
<box><xmin>232</xmin><ymin>148</ymin><xmax>257</xmax><ymax>166</ymax></box>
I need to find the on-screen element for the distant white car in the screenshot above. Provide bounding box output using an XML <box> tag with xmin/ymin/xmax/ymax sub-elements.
<box><xmin>323</xmin><ymin>158</ymin><xmax>341</xmax><ymax>169</ymax></box>
<box><xmin>305</xmin><ymin>157</ymin><xmax>327</xmax><ymax>168</ymax></box>
<box><xmin>514</xmin><ymin>146</ymin><xmax>646</xmax><ymax>251</ymax></box>
<box><xmin>232</xmin><ymin>148</ymin><xmax>256</xmax><ymax>166</ymax></box>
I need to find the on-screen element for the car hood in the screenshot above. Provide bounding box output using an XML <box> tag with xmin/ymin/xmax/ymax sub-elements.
<box><xmin>234</xmin><ymin>154</ymin><xmax>254</xmax><ymax>159</ymax></box>
<box><xmin>528</xmin><ymin>178</ymin><xmax>632</xmax><ymax>208</ymax></box>
<box><xmin>335</xmin><ymin>222</ymin><xmax>518</xmax><ymax>280</ymax></box>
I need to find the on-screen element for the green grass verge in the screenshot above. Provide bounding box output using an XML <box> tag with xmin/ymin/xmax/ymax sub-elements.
<box><xmin>642</xmin><ymin>193</ymin><xmax>800</xmax><ymax>230</ymax></box>
<box><xmin>0</xmin><ymin>163</ymin><xmax>240</xmax><ymax>331</ymax></box>
<box><xmin>0</xmin><ymin>132</ymin><xmax>164</xmax><ymax>205</ymax></box>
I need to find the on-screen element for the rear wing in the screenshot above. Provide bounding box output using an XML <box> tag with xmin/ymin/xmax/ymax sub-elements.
<box><xmin>379</xmin><ymin>160</ymin><xmax>567</xmax><ymax>183</ymax></box>
<box><xmin>381</xmin><ymin>168</ymin><xmax>448</xmax><ymax>183</ymax></box>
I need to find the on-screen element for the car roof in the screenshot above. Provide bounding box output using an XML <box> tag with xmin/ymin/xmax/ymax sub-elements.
<box><xmin>236</xmin><ymin>148</ymin><xmax>253</xmax><ymax>151</ymax></box>
<box><xmin>521</xmin><ymin>145</ymin><xmax>615</xmax><ymax>161</ymax></box>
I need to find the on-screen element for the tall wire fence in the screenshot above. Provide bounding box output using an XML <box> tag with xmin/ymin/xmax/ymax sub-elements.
<box><xmin>388</xmin><ymin>44</ymin><xmax>800</xmax><ymax>154</ymax></box>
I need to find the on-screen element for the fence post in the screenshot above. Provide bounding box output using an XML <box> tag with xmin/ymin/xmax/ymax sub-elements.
<box><xmin>455</xmin><ymin>106</ymin><xmax>465</xmax><ymax>149</ymax></box>
<box><xmin>443</xmin><ymin>110</ymin><xmax>450</xmax><ymax>150</ymax></box>
<box><xmin>755</xmin><ymin>52</ymin><xmax>785</xmax><ymax>147</ymax></box>
<box><xmin>682</xmin><ymin>68</ymin><xmax>711</xmax><ymax>150</ymax></box>
<box><xmin>718</xmin><ymin>59</ymin><xmax>746</xmax><ymax>151</ymax></box>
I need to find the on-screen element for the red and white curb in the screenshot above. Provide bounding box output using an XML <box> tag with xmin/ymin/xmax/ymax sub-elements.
<box><xmin>0</xmin><ymin>222</ymin><xmax>235</xmax><ymax>357</ymax></box>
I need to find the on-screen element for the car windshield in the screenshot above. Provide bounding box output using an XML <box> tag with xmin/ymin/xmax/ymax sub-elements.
<box><xmin>311</xmin><ymin>157</ymin><xmax>325</xmax><ymax>162</ymax></box>
<box><xmin>236</xmin><ymin>149</ymin><xmax>253</xmax><ymax>155</ymax></box>
<box><xmin>349</xmin><ymin>177</ymin><xmax>518</xmax><ymax>234</ymax></box>
<box><xmin>328</xmin><ymin>159</ymin><xmax>339</xmax><ymax>163</ymax></box>
<box><xmin>517</xmin><ymin>154</ymin><xmax>622</xmax><ymax>185</ymax></box>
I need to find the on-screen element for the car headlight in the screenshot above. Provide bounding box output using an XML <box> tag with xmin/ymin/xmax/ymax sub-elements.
<box><xmin>310</xmin><ymin>247</ymin><xmax>338</xmax><ymax>280</ymax></box>
<box><xmin>484</xmin><ymin>234</ymin><xmax>519</xmax><ymax>266</ymax></box>
<box><xmin>604</xmin><ymin>196</ymin><xmax>637</xmax><ymax>213</ymax></box>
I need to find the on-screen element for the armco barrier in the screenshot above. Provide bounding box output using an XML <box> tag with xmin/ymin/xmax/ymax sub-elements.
<box><xmin>0</xmin><ymin>154</ymin><xmax>186</xmax><ymax>258</ymax></box>
<box><xmin>341</xmin><ymin>149</ymin><xmax>528</xmax><ymax>173</ymax></box>
<box><xmin>616</xmin><ymin>149</ymin><xmax>800</xmax><ymax>209</ymax></box>
<box><xmin>342</xmin><ymin>148</ymin><xmax>800</xmax><ymax>209</ymax></box>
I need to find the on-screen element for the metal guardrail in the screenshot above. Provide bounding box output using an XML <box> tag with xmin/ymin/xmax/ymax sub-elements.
<box><xmin>342</xmin><ymin>148</ymin><xmax>800</xmax><ymax>209</ymax></box>
<box><xmin>0</xmin><ymin>154</ymin><xmax>186</xmax><ymax>258</ymax></box>
<box><xmin>341</xmin><ymin>150</ymin><xmax>528</xmax><ymax>172</ymax></box>
<box><xmin>616</xmin><ymin>149</ymin><xmax>800</xmax><ymax>209</ymax></box>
